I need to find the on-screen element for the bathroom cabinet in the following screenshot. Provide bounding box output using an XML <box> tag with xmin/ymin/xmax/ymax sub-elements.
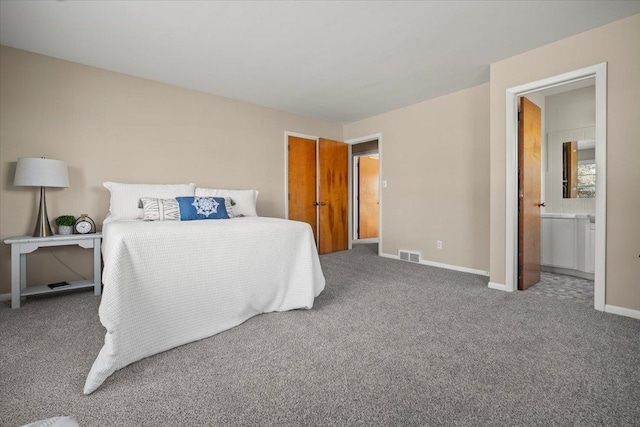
<box><xmin>540</xmin><ymin>213</ymin><xmax>594</xmax><ymax>279</ymax></box>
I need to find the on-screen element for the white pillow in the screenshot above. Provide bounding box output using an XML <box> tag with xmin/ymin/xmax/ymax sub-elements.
<box><xmin>104</xmin><ymin>182</ymin><xmax>195</xmax><ymax>221</ymax></box>
<box><xmin>195</xmin><ymin>188</ymin><xmax>258</xmax><ymax>217</ymax></box>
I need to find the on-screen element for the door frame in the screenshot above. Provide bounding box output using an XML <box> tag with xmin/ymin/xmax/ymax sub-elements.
<box><xmin>345</xmin><ymin>133</ymin><xmax>383</xmax><ymax>256</ymax></box>
<box><xmin>352</xmin><ymin>150</ymin><xmax>379</xmax><ymax>241</ymax></box>
<box><xmin>284</xmin><ymin>131</ymin><xmax>320</xmax><ymax>247</ymax></box>
<box><xmin>504</xmin><ymin>63</ymin><xmax>607</xmax><ymax>311</ymax></box>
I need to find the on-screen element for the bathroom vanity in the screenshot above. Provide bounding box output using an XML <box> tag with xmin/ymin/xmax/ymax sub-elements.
<box><xmin>540</xmin><ymin>213</ymin><xmax>595</xmax><ymax>279</ymax></box>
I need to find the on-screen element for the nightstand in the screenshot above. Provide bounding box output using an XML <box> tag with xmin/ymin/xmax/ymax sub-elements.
<box><xmin>4</xmin><ymin>233</ymin><xmax>102</xmax><ymax>309</ymax></box>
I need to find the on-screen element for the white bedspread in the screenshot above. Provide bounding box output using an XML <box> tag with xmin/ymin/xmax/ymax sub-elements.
<box><xmin>84</xmin><ymin>217</ymin><xmax>325</xmax><ymax>394</ymax></box>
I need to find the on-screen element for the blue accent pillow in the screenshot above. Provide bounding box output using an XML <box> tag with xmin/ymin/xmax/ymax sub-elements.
<box><xmin>175</xmin><ymin>196</ymin><xmax>231</xmax><ymax>220</ymax></box>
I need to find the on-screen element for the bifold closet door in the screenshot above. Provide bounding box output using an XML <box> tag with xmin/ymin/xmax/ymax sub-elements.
<box><xmin>287</xmin><ymin>136</ymin><xmax>348</xmax><ymax>255</ymax></box>
<box><xmin>318</xmin><ymin>138</ymin><xmax>348</xmax><ymax>254</ymax></box>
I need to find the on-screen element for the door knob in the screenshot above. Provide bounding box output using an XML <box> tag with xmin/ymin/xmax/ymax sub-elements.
<box><xmin>320</xmin><ymin>202</ymin><xmax>327</xmax><ymax>206</ymax></box>
<box><xmin>537</xmin><ymin>202</ymin><xmax>546</xmax><ymax>207</ymax></box>
<box><xmin>312</xmin><ymin>202</ymin><xmax>319</xmax><ymax>206</ymax></box>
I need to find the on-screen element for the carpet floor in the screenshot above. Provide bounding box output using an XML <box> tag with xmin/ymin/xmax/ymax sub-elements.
<box><xmin>1</xmin><ymin>244</ymin><xmax>639</xmax><ymax>426</ymax></box>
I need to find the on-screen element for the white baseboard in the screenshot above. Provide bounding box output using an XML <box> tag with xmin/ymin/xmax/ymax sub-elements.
<box><xmin>605</xmin><ymin>304</ymin><xmax>640</xmax><ymax>320</ymax></box>
<box><xmin>380</xmin><ymin>252</ymin><xmax>490</xmax><ymax>277</ymax></box>
<box><xmin>0</xmin><ymin>292</ymin><xmax>10</xmax><ymax>302</ymax></box>
<box><xmin>488</xmin><ymin>282</ymin><xmax>508</xmax><ymax>291</ymax></box>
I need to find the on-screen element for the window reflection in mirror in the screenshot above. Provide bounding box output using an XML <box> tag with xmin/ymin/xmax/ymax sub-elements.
<box><xmin>562</xmin><ymin>139</ymin><xmax>595</xmax><ymax>198</ymax></box>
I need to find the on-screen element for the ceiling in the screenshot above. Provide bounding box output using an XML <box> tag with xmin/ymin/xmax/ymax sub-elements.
<box><xmin>1</xmin><ymin>1</ymin><xmax>639</xmax><ymax>123</ymax></box>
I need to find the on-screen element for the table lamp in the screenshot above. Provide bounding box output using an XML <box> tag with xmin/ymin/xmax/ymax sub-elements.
<box><xmin>14</xmin><ymin>157</ymin><xmax>70</xmax><ymax>237</ymax></box>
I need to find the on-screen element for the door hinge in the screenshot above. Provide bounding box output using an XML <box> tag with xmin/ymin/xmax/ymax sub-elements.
<box><xmin>288</xmin><ymin>193</ymin><xmax>290</xmax><ymax>200</ymax></box>
<box><xmin>288</xmin><ymin>145</ymin><xmax>290</xmax><ymax>151</ymax></box>
<box><xmin>518</xmin><ymin>111</ymin><xmax>522</xmax><ymax>121</ymax></box>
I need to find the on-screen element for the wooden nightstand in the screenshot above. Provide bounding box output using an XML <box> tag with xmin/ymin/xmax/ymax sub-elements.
<box><xmin>3</xmin><ymin>233</ymin><xmax>102</xmax><ymax>309</ymax></box>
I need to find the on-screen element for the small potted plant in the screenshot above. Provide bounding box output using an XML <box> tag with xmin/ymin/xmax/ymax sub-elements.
<box><xmin>55</xmin><ymin>215</ymin><xmax>75</xmax><ymax>235</ymax></box>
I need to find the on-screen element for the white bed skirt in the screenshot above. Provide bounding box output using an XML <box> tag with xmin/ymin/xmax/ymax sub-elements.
<box><xmin>84</xmin><ymin>217</ymin><xmax>325</xmax><ymax>394</ymax></box>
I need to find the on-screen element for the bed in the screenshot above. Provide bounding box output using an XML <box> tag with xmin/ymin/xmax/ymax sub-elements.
<box><xmin>84</xmin><ymin>184</ymin><xmax>325</xmax><ymax>394</ymax></box>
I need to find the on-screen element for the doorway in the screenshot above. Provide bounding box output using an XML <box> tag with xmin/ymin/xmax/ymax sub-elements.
<box><xmin>519</xmin><ymin>81</ymin><xmax>597</xmax><ymax>304</ymax></box>
<box><xmin>505</xmin><ymin>63</ymin><xmax>607</xmax><ymax>311</ymax></box>
<box><xmin>352</xmin><ymin>139</ymin><xmax>379</xmax><ymax>242</ymax></box>
<box><xmin>345</xmin><ymin>133</ymin><xmax>383</xmax><ymax>255</ymax></box>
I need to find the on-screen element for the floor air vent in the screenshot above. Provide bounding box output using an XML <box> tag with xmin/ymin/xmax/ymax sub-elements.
<box><xmin>399</xmin><ymin>250</ymin><xmax>421</xmax><ymax>263</ymax></box>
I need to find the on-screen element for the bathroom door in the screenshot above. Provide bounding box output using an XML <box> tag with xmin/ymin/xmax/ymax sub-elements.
<box><xmin>518</xmin><ymin>97</ymin><xmax>542</xmax><ymax>290</ymax></box>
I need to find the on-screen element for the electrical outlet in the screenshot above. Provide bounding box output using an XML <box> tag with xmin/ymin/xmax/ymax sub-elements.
<box><xmin>437</xmin><ymin>240</ymin><xmax>443</xmax><ymax>249</ymax></box>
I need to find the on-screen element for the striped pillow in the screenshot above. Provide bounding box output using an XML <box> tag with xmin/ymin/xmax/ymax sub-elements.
<box><xmin>140</xmin><ymin>198</ymin><xmax>181</xmax><ymax>221</ymax></box>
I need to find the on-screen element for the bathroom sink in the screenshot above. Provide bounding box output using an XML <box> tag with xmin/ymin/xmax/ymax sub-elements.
<box><xmin>587</xmin><ymin>214</ymin><xmax>596</xmax><ymax>223</ymax></box>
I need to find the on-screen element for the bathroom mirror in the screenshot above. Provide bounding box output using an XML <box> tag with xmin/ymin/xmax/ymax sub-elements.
<box><xmin>562</xmin><ymin>139</ymin><xmax>595</xmax><ymax>198</ymax></box>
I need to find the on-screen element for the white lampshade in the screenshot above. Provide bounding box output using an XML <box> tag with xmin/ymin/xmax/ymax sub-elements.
<box><xmin>14</xmin><ymin>157</ymin><xmax>69</xmax><ymax>188</ymax></box>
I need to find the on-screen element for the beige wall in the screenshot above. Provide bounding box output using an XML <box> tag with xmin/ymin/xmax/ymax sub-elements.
<box><xmin>489</xmin><ymin>14</ymin><xmax>640</xmax><ymax>309</ymax></box>
<box><xmin>0</xmin><ymin>46</ymin><xmax>342</xmax><ymax>294</ymax></box>
<box><xmin>344</xmin><ymin>84</ymin><xmax>490</xmax><ymax>274</ymax></box>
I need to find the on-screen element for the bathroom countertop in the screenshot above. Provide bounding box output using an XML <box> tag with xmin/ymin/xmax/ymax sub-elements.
<box><xmin>541</xmin><ymin>213</ymin><xmax>595</xmax><ymax>223</ymax></box>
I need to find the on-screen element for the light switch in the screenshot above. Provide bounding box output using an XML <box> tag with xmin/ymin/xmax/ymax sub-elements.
<box><xmin>382</xmin><ymin>180</ymin><xmax>388</xmax><ymax>188</ymax></box>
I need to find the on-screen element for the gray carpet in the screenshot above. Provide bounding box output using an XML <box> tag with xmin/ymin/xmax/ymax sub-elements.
<box><xmin>1</xmin><ymin>243</ymin><xmax>639</xmax><ymax>426</ymax></box>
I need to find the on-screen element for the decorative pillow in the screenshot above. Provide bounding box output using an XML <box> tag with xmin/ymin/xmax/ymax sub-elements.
<box><xmin>140</xmin><ymin>198</ymin><xmax>181</xmax><ymax>221</ymax></box>
<box><xmin>175</xmin><ymin>196</ymin><xmax>234</xmax><ymax>220</ymax></box>
<box><xmin>195</xmin><ymin>188</ymin><xmax>258</xmax><ymax>217</ymax></box>
<box><xmin>103</xmin><ymin>182</ymin><xmax>195</xmax><ymax>221</ymax></box>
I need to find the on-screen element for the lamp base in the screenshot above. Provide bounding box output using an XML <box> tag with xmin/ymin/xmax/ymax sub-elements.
<box><xmin>33</xmin><ymin>186</ymin><xmax>54</xmax><ymax>237</ymax></box>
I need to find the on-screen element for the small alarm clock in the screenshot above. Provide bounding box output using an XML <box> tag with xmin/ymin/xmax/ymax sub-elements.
<box><xmin>74</xmin><ymin>214</ymin><xmax>96</xmax><ymax>234</ymax></box>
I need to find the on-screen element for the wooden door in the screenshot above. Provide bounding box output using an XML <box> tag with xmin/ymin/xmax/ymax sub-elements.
<box><xmin>288</xmin><ymin>136</ymin><xmax>317</xmax><ymax>240</ymax></box>
<box><xmin>318</xmin><ymin>138</ymin><xmax>348</xmax><ymax>254</ymax></box>
<box><xmin>358</xmin><ymin>156</ymin><xmax>379</xmax><ymax>239</ymax></box>
<box><xmin>518</xmin><ymin>97</ymin><xmax>542</xmax><ymax>290</ymax></box>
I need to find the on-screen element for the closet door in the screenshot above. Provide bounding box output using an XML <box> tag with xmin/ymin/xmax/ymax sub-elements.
<box><xmin>288</xmin><ymin>136</ymin><xmax>317</xmax><ymax>240</ymax></box>
<box><xmin>318</xmin><ymin>138</ymin><xmax>348</xmax><ymax>254</ymax></box>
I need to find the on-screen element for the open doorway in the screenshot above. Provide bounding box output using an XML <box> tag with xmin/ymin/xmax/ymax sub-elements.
<box><xmin>352</xmin><ymin>139</ymin><xmax>379</xmax><ymax>244</ymax></box>
<box><xmin>505</xmin><ymin>63</ymin><xmax>607</xmax><ymax>312</ymax></box>
<box><xmin>345</xmin><ymin>134</ymin><xmax>383</xmax><ymax>256</ymax></box>
<box><xmin>518</xmin><ymin>79</ymin><xmax>597</xmax><ymax>305</ymax></box>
